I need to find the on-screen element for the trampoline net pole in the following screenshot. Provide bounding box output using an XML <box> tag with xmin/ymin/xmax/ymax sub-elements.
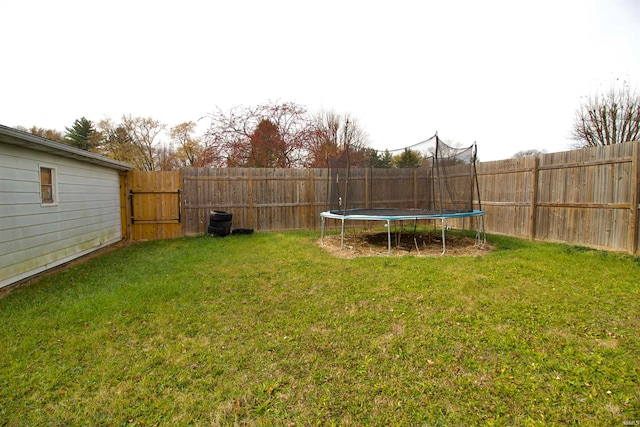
<box><xmin>343</xmin><ymin>144</ymin><xmax>350</xmax><ymax>216</ymax></box>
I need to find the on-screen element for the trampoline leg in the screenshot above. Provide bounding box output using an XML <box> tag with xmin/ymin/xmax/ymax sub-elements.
<box><xmin>340</xmin><ymin>218</ymin><xmax>345</xmax><ymax>251</ymax></box>
<box><xmin>321</xmin><ymin>216</ymin><xmax>325</xmax><ymax>246</ymax></box>
<box><xmin>440</xmin><ymin>218</ymin><xmax>446</xmax><ymax>256</ymax></box>
<box><xmin>387</xmin><ymin>220</ymin><xmax>391</xmax><ymax>254</ymax></box>
<box><xmin>482</xmin><ymin>214</ymin><xmax>487</xmax><ymax>245</ymax></box>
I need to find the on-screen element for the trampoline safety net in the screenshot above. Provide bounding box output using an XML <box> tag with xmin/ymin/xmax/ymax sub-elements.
<box><xmin>327</xmin><ymin>135</ymin><xmax>480</xmax><ymax>215</ymax></box>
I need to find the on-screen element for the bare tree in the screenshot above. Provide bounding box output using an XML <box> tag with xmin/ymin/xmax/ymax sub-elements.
<box><xmin>98</xmin><ymin>118</ymin><xmax>138</xmax><ymax>166</ymax></box>
<box><xmin>203</xmin><ymin>101</ymin><xmax>313</xmax><ymax>168</ymax></box>
<box><xmin>572</xmin><ymin>82</ymin><xmax>640</xmax><ymax>147</ymax></box>
<box><xmin>306</xmin><ymin>109</ymin><xmax>342</xmax><ymax>168</ymax></box>
<box><xmin>267</xmin><ymin>101</ymin><xmax>314</xmax><ymax>167</ymax></box>
<box><xmin>121</xmin><ymin>115</ymin><xmax>166</xmax><ymax>171</ymax></box>
<box><xmin>170</xmin><ymin>121</ymin><xmax>202</xmax><ymax>167</ymax></box>
<box><xmin>17</xmin><ymin>126</ymin><xmax>65</xmax><ymax>142</ymax></box>
<box><xmin>306</xmin><ymin>109</ymin><xmax>370</xmax><ymax>167</ymax></box>
<box><xmin>512</xmin><ymin>148</ymin><xmax>547</xmax><ymax>158</ymax></box>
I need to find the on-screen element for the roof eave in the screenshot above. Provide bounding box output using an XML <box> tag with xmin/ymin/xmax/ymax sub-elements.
<box><xmin>0</xmin><ymin>124</ymin><xmax>133</xmax><ymax>171</ymax></box>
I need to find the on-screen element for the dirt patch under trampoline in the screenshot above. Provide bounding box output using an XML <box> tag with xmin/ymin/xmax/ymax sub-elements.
<box><xmin>318</xmin><ymin>231</ymin><xmax>494</xmax><ymax>259</ymax></box>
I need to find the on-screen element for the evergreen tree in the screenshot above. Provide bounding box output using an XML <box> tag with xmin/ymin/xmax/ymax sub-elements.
<box><xmin>376</xmin><ymin>149</ymin><xmax>393</xmax><ymax>168</ymax></box>
<box><xmin>392</xmin><ymin>148</ymin><xmax>422</xmax><ymax>168</ymax></box>
<box><xmin>64</xmin><ymin>117</ymin><xmax>99</xmax><ymax>151</ymax></box>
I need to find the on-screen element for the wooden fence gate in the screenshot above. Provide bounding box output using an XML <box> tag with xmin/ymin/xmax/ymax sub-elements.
<box><xmin>126</xmin><ymin>171</ymin><xmax>182</xmax><ymax>240</ymax></box>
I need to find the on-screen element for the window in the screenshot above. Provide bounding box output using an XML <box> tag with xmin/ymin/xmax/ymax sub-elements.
<box><xmin>40</xmin><ymin>167</ymin><xmax>55</xmax><ymax>204</ymax></box>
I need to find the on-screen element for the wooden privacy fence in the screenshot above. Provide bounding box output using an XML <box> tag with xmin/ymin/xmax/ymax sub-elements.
<box><xmin>181</xmin><ymin>167</ymin><xmax>328</xmax><ymax>234</ymax></box>
<box><xmin>124</xmin><ymin>141</ymin><xmax>640</xmax><ymax>254</ymax></box>
<box><xmin>477</xmin><ymin>141</ymin><xmax>639</xmax><ymax>254</ymax></box>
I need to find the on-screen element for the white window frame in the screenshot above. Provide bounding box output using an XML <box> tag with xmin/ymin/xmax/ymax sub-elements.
<box><xmin>39</xmin><ymin>165</ymin><xmax>58</xmax><ymax>206</ymax></box>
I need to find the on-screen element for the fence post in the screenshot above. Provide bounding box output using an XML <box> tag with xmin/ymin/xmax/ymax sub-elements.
<box><xmin>365</xmin><ymin>167</ymin><xmax>370</xmax><ymax>209</ymax></box>
<box><xmin>308</xmin><ymin>169</ymin><xmax>316</xmax><ymax>230</ymax></box>
<box><xmin>529</xmin><ymin>156</ymin><xmax>539</xmax><ymax>241</ymax></box>
<box><xmin>629</xmin><ymin>141</ymin><xmax>640</xmax><ymax>254</ymax></box>
<box><xmin>413</xmin><ymin>169</ymin><xmax>418</xmax><ymax>209</ymax></box>
<box><xmin>248</xmin><ymin>168</ymin><xmax>254</xmax><ymax>230</ymax></box>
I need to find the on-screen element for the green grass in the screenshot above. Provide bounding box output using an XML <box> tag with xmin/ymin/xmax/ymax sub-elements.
<box><xmin>1</xmin><ymin>232</ymin><xmax>639</xmax><ymax>426</ymax></box>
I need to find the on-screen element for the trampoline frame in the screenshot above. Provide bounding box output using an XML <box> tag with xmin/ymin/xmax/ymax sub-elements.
<box><xmin>320</xmin><ymin>208</ymin><xmax>486</xmax><ymax>255</ymax></box>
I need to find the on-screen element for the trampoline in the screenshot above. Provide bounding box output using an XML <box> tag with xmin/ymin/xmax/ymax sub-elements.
<box><xmin>320</xmin><ymin>208</ymin><xmax>485</xmax><ymax>255</ymax></box>
<box><xmin>320</xmin><ymin>135</ymin><xmax>486</xmax><ymax>255</ymax></box>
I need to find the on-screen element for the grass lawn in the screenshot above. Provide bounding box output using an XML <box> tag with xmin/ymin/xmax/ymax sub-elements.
<box><xmin>1</xmin><ymin>231</ymin><xmax>639</xmax><ymax>426</ymax></box>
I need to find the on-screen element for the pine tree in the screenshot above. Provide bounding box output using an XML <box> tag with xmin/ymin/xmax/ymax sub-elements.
<box><xmin>64</xmin><ymin>117</ymin><xmax>98</xmax><ymax>151</ymax></box>
<box><xmin>392</xmin><ymin>148</ymin><xmax>422</xmax><ymax>168</ymax></box>
<box><xmin>376</xmin><ymin>149</ymin><xmax>393</xmax><ymax>168</ymax></box>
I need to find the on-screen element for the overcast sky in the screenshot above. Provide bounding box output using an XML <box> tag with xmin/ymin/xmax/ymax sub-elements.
<box><xmin>1</xmin><ymin>0</ymin><xmax>639</xmax><ymax>161</ymax></box>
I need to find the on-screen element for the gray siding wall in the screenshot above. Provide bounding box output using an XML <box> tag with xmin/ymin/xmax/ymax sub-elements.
<box><xmin>0</xmin><ymin>143</ymin><xmax>122</xmax><ymax>289</ymax></box>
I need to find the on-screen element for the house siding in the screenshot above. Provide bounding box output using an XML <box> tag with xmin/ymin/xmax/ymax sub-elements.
<box><xmin>0</xmin><ymin>142</ymin><xmax>122</xmax><ymax>289</ymax></box>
